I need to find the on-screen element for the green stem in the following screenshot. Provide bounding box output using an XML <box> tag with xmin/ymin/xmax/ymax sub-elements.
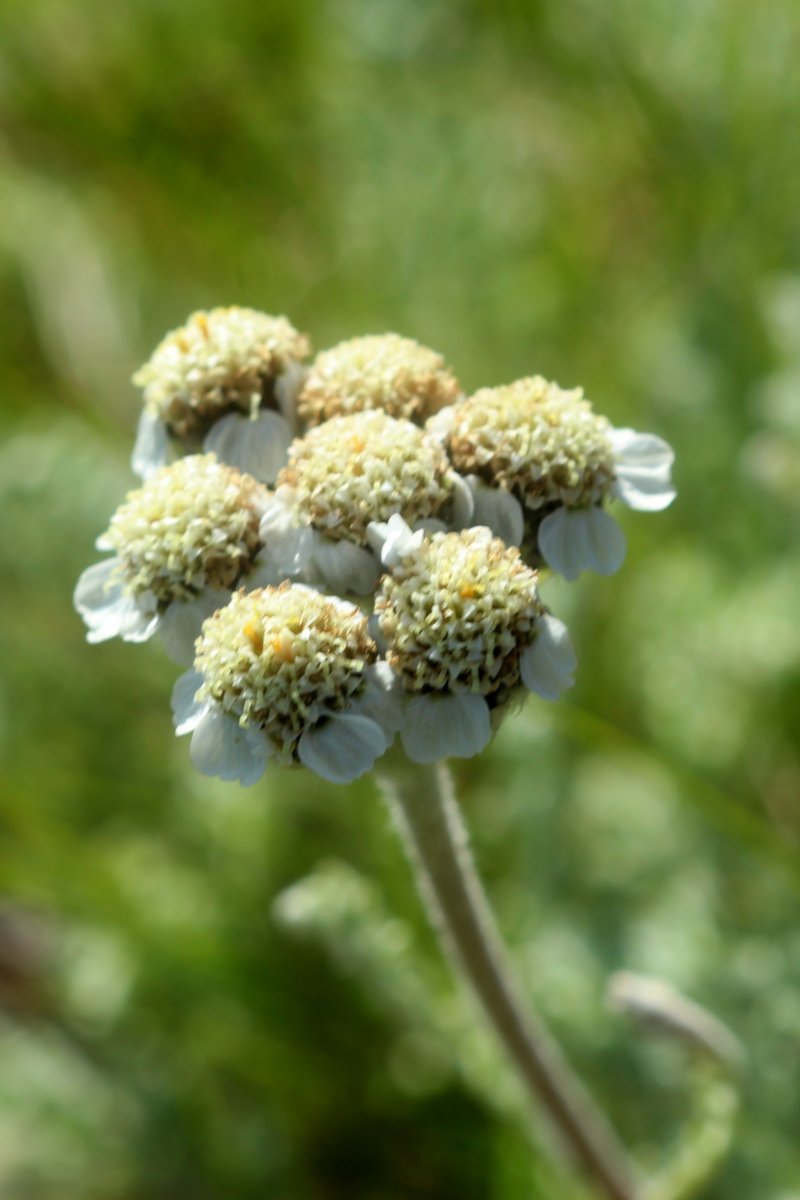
<box><xmin>377</xmin><ymin>753</ymin><xmax>638</xmax><ymax>1200</ymax></box>
<box><xmin>644</xmin><ymin>1066</ymin><xmax>738</xmax><ymax>1200</ymax></box>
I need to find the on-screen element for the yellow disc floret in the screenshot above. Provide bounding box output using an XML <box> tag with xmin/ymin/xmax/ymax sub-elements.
<box><xmin>375</xmin><ymin>528</ymin><xmax>544</xmax><ymax>705</ymax></box>
<box><xmin>296</xmin><ymin>334</ymin><xmax>460</xmax><ymax>426</ymax></box>
<box><xmin>133</xmin><ymin>307</ymin><xmax>311</xmax><ymax>446</ymax></box>
<box><xmin>440</xmin><ymin>376</ymin><xmax>616</xmax><ymax>510</ymax></box>
<box><xmin>278</xmin><ymin>411</ymin><xmax>454</xmax><ymax>543</ymax></box>
<box><xmin>194</xmin><ymin>585</ymin><xmax>377</xmax><ymax>761</ymax></box>
<box><xmin>102</xmin><ymin>455</ymin><xmax>267</xmax><ymax>604</ymax></box>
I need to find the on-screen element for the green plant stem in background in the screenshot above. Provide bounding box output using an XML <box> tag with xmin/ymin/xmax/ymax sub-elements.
<box><xmin>377</xmin><ymin>751</ymin><xmax>639</xmax><ymax>1200</ymax></box>
<box><xmin>609</xmin><ymin>972</ymin><xmax>741</xmax><ymax>1200</ymax></box>
<box><xmin>644</xmin><ymin>1068</ymin><xmax>738</xmax><ymax>1200</ymax></box>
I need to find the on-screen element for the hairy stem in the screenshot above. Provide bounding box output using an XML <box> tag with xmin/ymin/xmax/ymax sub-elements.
<box><xmin>377</xmin><ymin>753</ymin><xmax>638</xmax><ymax>1200</ymax></box>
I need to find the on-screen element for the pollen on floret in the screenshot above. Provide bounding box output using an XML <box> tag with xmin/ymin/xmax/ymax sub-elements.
<box><xmin>296</xmin><ymin>334</ymin><xmax>461</xmax><ymax>427</ymax></box>
<box><xmin>459</xmin><ymin>582</ymin><xmax>483</xmax><ymax>599</ymax></box>
<box><xmin>133</xmin><ymin>307</ymin><xmax>311</xmax><ymax>446</ymax></box>
<box><xmin>375</xmin><ymin>528</ymin><xmax>545</xmax><ymax>707</ymax></box>
<box><xmin>269</xmin><ymin>632</ymin><xmax>297</xmax><ymax>663</ymax></box>
<box><xmin>243</xmin><ymin>621</ymin><xmax>264</xmax><ymax>654</ymax></box>
<box><xmin>278</xmin><ymin>411</ymin><xmax>455</xmax><ymax>544</ymax></box>
<box><xmin>101</xmin><ymin>454</ymin><xmax>268</xmax><ymax>605</ymax></box>
<box><xmin>437</xmin><ymin>375</ymin><xmax>617</xmax><ymax>510</ymax></box>
<box><xmin>193</xmin><ymin>585</ymin><xmax>378</xmax><ymax>763</ymax></box>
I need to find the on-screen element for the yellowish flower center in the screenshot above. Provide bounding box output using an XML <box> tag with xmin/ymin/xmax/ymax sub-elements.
<box><xmin>102</xmin><ymin>455</ymin><xmax>267</xmax><ymax>604</ymax></box>
<box><xmin>194</xmin><ymin>585</ymin><xmax>377</xmax><ymax>761</ymax></box>
<box><xmin>278</xmin><ymin>411</ymin><xmax>454</xmax><ymax>544</ymax></box>
<box><xmin>439</xmin><ymin>376</ymin><xmax>616</xmax><ymax>510</ymax></box>
<box><xmin>133</xmin><ymin>306</ymin><xmax>311</xmax><ymax>445</ymax></box>
<box><xmin>296</xmin><ymin>334</ymin><xmax>460</xmax><ymax>426</ymax></box>
<box><xmin>375</xmin><ymin>529</ymin><xmax>543</xmax><ymax>705</ymax></box>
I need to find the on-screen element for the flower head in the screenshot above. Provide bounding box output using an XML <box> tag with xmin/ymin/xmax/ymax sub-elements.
<box><xmin>172</xmin><ymin>585</ymin><xmax>403</xmax><ymax>784</ymax></box>
<box><xmin>431</xmin><ymin>376</ymin><xmax>675</xmax><ymax>580</ymax></box>
<box><xmin>296</xmin><ymin>333</ymin><xmax>461</xmax><ymax>427</ymax></box>
<box><xmin>132</xmin><ymin>307</ymin><xmax>311</xmax><ymax>483</ymax></box>
<box><xmin>74</xmin><ymin>455</ymin><xmax>275</xmax><ymax>662</ymax></box>
<box><xmin>259</xmin><ymin>411</ymin><xmax>472</xmax><ymax>595</ymax></box>
<box><xmin>371</xmin><ymin>517</ymin><xmax>576</xmax><ymax>762</ymax></box>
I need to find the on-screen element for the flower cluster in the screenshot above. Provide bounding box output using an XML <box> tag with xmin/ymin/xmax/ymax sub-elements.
<box><xmin>76</xmin><ymin>307</ymin><xmax>675</xmax><ymax>783</ymax></box>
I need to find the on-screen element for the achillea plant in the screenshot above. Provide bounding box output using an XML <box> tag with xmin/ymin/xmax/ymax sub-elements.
<box><xmin>75</xmin><ymin>307</ymin><xmax>696</xmax><ymax>1200</ymax></box>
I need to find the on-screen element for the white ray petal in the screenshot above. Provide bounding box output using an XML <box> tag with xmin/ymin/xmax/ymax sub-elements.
<box><xmin>520</xmin><ymin>615</ymin><xmax>577</xmax><ymax>700</ymax></box>
<box><xmin>449</xmin><ymin>471</ymin><xmax>475</xmax><ymax>529</ymax></box>
<box><xmin>610</xmin><ymin>428</ymin><xmax>676</xmax><ymax>511</ymax></box>
<box><xmin>466</xmin><ymin>477</ymin><xmax>524</xmax><ymax>546</ymax></box>
<box><xmin>74</xmin><ymin>558</ymin><xmax>158</xmax><ymax>643</ymax></box>
<box><xmin>413</xmin><ymin>517</ymin><xmax>447</xmax><ymax>536</ymax></box>
<box><xmin>401</xmin><ymin>692</ymin><xmax>491</xmax><ymax>763</ymax></box>
<box><xmin>349</xmin><ymin>662</ymin><xmax>406</xmax><ymax>740</ymax></box>
<box><xmin>273</xmin><ymin>361</ymin><xmax>307</xmax><ymax>426</ymax></box>
<box><xmin>74</xmin><ymin>558</ymin><xmax>123</xmax><ymax>618</ymax></box>
<box><xmin>425</xmin><ymin>404</ymin><xmax>458</xmax><ymax>443</ymax></box>
<box><xmin>312</xmin><ymin>537</ymin><xmax>379</xmax><ymax>595</ymax></box>
<box><xmin>171</xmin><ymin>670</ymin><xmax>208</xmax><ymax>734</ymax></box>
<box><xmin>203</xmin><ymin>410</ymin><xmax>293</xmax><ymax>484</ymax></box>
<box><xmin>159</xmin><ymin>590</ymin><xmax>230</xmax><ymax>664</ymax></box>
<box><xmin>538</xmin><ymin>506</ymin><xmax>626</xmax><ymax>580</ymax></box>
<box><xmin>259</xmin><ymin>494</ymin><xmax>316</xmax><ymax>575</ymax></box>
<box><xmin>367</xmin><ymin>514</ymin><xmax>424</xmax><ymax>567</ymax></box>
<box><xmin>189</xmin><ymin>705</ymin><xmax>270</xmax><ymax>786</ymax></box>
<box><xmin>131</xmin><ymin>409</ymin><xmax>171</xmax><ymax>479</ymax></box>
<box><xmin>246</xmin><ymin>551</ymin><xmax>284</xmax><ymax>588</ymax></box>
<box><xmin>297</xmin><ymin>713</ymin><xmax>387</xmax><ymax>783</ymax></box>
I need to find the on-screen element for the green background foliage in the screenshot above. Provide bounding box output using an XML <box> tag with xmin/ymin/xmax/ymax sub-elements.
<box><xmin>1</xmin><ymin>1</ymin><xmax>799</xmax><ymax>1195</ymax></box>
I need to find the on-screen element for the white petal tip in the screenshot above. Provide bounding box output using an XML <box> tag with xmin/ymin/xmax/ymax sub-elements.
<box><xmin>538</xmin><ymin>506</ymin><xmax>626</xmax><ymax>579</ymax></box>
<box><xmin>189</xmin><ymin>705</ymin><xmax>269</xmax><ymax>786</ymax></box>
<box><xmin>298</xmin><ymin>713</ymin><xmax>387</xmax><ymax>783</ymax></box>
<box><xmin>400</xmin><ymin>692</ymin><xmax>491</xmax><ymax>763</ymax></box>
<box><xmin>466</xmin><ymin>478</ymin><xmax>524</xmax><ymax>546</ymax></box>
<box><xmin>131</xmin><ymin>410</ymin><xmax>170</xmax><ymax>478</ymax></box>
<box><xmin>520</xmin><ymin>615</ymin><xmax>577</xmax><ymax>700</ymax></box>
<box><xmin>611</xmin><ymin>428</ymin><xmax>676</xmax><ymax>512</ymax></box>
<box><xmin>367</xmin><ymin>514</ymin><xmax>424</xmax><ymax>568</ymax></box>
<box><xmin>203</xmin><ymin>410</ymin><xmax>293</xmax><ymax>484</ymax></box>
